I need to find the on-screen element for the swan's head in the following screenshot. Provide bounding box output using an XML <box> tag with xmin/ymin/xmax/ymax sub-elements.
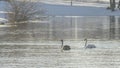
<box><xmin>61</xmin><ymin>40</ymin><xmax>63</xmax><ymax>42</ymax></box>
<box><xmin>84</xmin><ymin>38</ymin><xmax>87</xmax><ymax>41</ymax></box>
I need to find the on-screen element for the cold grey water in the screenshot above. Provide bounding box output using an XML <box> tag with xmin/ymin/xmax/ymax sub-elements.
<box><xmin>0</xmin><ymin>16</ymin><xmax>120</xmax><ymax>42</ymax></box>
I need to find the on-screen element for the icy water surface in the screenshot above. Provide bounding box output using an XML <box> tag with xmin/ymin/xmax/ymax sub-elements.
<box><xmin>0</xmin><ymin>16</ymin><xmax>120</xmax><ymax>42</ymax></box>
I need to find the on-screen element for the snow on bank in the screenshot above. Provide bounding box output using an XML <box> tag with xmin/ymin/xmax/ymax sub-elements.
<box><xmin>40</xmin><ymin>0</ymin><xmax>109</xmax><ymax>7</ymax></box>
<box><xmin>0</xmin><ymin>18</ymin><xmax>8</xmax><ymax>22</ymax></box>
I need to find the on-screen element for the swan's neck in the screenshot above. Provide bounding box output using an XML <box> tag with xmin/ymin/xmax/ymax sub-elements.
<box><xmin>85</xmin><ymin>39</ymin><xmax>87</xmax><ymax>47</ymax></box>
<box><xmin>61</xmin><ymin>40</ymin><xmax>63</xmax><ymax>47</ymax></box>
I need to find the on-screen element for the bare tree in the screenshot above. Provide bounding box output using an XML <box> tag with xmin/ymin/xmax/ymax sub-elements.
<box><xmin>108</xmin><ymin>0</ymin><xmax>116</xmax><ymax>11</ymax></box>
<box><xmin>6</xmin><ymin>0</ymin><xmax>44</xmax><ymax>23</ymax></box>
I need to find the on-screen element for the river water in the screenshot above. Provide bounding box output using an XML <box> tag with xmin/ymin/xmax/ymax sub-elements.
<box><xmin>0</xmin><ymin>16</ymin><xmax>120</xmax><ymax>42</ymax></box>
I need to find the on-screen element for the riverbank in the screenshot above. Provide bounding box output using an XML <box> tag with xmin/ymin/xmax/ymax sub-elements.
<box><xmin>0</xmin><ymin>41</ymin><xmax>120</xmax><ymax>68</ymax></box>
